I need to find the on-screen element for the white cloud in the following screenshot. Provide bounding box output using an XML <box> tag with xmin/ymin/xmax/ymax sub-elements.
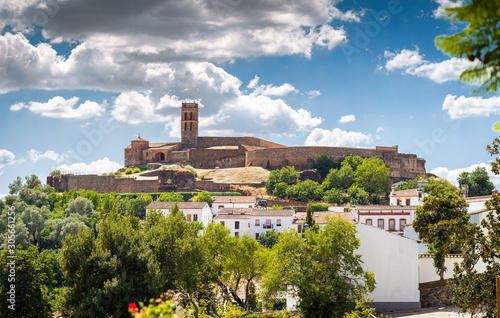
<box><xmin>0</xmin><ymin>149</ymin><xmax>16</xmax><ymax>170</ymax></box>
<box><xmin>433</xmin><ymin>0</ymin><xmax>462</xmax><ymax>18</ymax></box>
<box><xmin>442</xmin><ymin>94</ymin><xmax>500</xmax><ymax>119</ymax></box>
<box><xmin>384</xmin><ymin>49</ymin><xmax>425</xmax><ymax>71</ymax></box>
<box><xmin>339</xmin><ymin>114</ymin><xmax>356</xmax><ymax>123</ymax></box>
<box><xmin>376</xmin><ymin>127</ymin><xmax>384</xmax><ymax>132</ymax></box>
<box><xmin>10</xmin><ymin>96</ymin><xmax>105</xmax><ymax>119</ymax></box>
<box><xmin>431</xmin><ymin>162</ymin><xmax>500</xmax><ymax>188</ymax></box>
<box><xmin>28</xmin><ymin>149</ymin><xmax>66</xmax><ymax>163</ymax></box>
<box><xmin>57</xmin><ymin>157</ymin><xmax>121</xmax><ymax>174</ymax></box>
<box><xmin>306</xmin><ymin>90</ymin><xmax>321</xmax><ymax>98</ymax></box>
<box><xmin>246</xmin><ymin>75</ymin><xmax>297</xmax><ymax>96</ymax></box>
<box><xmin>305</xmin><ymin>128</ymin><xmax>373</xmax><ymax>147</ymax></box>
<box><xmin>0</xmin><ymin>0</ymin><xmax>353</xmax><ymax>68</ymax></box>
<box><xmin>383</xmin><ymin>47</ymin><xmax>477</xmax><ymax>83</ymax></box>
<box><xmin>111</xmin><ymin>91</ymin><xmax>176</xmax><ymax>124</ymax></box>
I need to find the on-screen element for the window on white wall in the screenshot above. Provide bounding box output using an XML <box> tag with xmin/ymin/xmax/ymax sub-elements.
<box><xmin>277</xmin><ymin>219</ymin><xmax>282</xmax><ymax>226</ymax></box>
<box><xmin>378</xmin><ymin>219</ymin><xmax>384</xmax><ymax>229</ymax></box>
<box><xmin>187</xmin><ymin>214</ymin><xmax>192</xmax><ymax>221</ymax></box>
<box><xmin>366</xmin><ymin>219</ymin><xmax>372</xmax><ymax>226</ymax></box>
<box><xmin>400</xmin><ymin>219</ymin><xmax>406</xmax><ymax>230</ymax></box>
<box><xmin>389</xmin><ymin>219</ymin><xmax>395</xmax><ymax>231</ymax></box>
<box><xmin>235</xmin><ymin>221</ymin><xmax>240</xmax><ymax>229</ymax></box>
<box><xmin>193</xmin><ymin>214</ymin><xmax>198</xmax><ymax>222</ymax></box>
<box><xmin>255</xmin><ymin>219</ymin><xmax>260</xmax><ymax>226</ymax></box>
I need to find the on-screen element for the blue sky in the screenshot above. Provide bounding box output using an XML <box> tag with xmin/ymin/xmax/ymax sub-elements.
<box><xmin>1</xmin><ymin>0</ymin><xmax>499</xmax><ymax>197</ymax></box>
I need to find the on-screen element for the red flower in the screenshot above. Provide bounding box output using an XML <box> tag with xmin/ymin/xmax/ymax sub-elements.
<box><xmin>128</xmin><ymin>303</ymin><xmax>139</xmax><ymax>313</ymax></box>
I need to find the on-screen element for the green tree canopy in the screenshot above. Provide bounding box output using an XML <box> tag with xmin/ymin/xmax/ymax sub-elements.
<box><xmin>341</xmin><ymin>155</ymin><xmax>364</xmax><ymax>171</ymax></box>
<box><xmin>158</xmin><ymin>191</ymin><xmax>184</xmax><ymax>202</ymax></box>
<box><xmin>347</xmin><ymin>185</ymin><xmax>369</xmax><ymax>206</ymax></box>
<box><xmin>8</xmin><ymin>176</ymin><xmax>23</xmax><ymax>195</ymax></box>
<box><xmin>394</xmin><ymin>178</ymin><xmax>419</xmax><ymax>191</ymax></box>
<box><xmin>457</xmin><ymin>166</ymin><xmax>495</xmax><ymax>197</ymax></box>
<box><xmin>263</xmin><ymin>218</ymin><xmax>375</xmax><ymax>317</ymax></box>
<box><xmin>436</xmin><ymin>0</ymin><xmax>500</xmax><ymax>94</ymax></box>
<box><xmin>0</xmin><ymin>246</ymin><xmax>54</xmax><ymax>317</ymax></box>
<box><xmin>355</xmin><ymin>157</ymin><xmax>391</xmax><ymax>195</ymax></box>
<box><xmin>257</xmin><ymin>229</ymin><xmax>280</xmax><ymax>248</ymax></box>
<box><xmin>265</xmin><ymin>166</ymin><xmax>300</xmax><ymax>192</ymax></box>
<box><xmin>324</xmin><ymin>164</ymin><xmax>355</xmax><ymax>190</ymax></box>
<box><xmin>25</xmin><ymin>174</ymin><xmax>42</xmax><ymax>189</ymax></box>
<box><xmin>128</xmin><ymin>194</ymin><xmax>153</xmax><ymax>219</ymax></box>
<box><xmin>324</xmin><ymin>188</ymin><xmax>344</xmax><ymax>205</ymax></box>
<box><xmin>313</xmin><ymin>154</ymin><xmax>337</xmax><ymax>178</ymax></box>
<box><xmin>413</xmin><ymin>180</ymin><xmax>469</xmax><ymax>280</ymax></box>
<box><xmin>192</xmin><ymin>191</ymin><xmax>214</xmax><ymax>205</ymax></box>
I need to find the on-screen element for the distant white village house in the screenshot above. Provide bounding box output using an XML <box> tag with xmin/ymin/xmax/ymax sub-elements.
<box><xmin>146</xmin><ymin>201</ymin><xmax>213</xmax><ymax>227</ymax></box>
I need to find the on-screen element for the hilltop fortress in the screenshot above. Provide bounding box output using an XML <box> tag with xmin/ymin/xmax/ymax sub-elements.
<box><xmin>48</xmin><ymin>102</ymin><xmax>426</xmax><ymax>193</ymax></box>
<box><xmin>125</xmin><ymin>102</ymin><xmax>426</xmax><ymax>182</ymax></box>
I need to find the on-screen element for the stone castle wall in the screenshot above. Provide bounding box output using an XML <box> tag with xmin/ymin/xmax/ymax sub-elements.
<box><xmin>188</xmin><ymin>148</ymin><xmax>246</xmax><ymax>168</ymax></box>
<box><xmin>48</xmin><ymin>169</ymin><xmax>195</xmax><ymax>193</ymax></box>
<box><xmin>245</xmin><ymin>146</ymin><xmax>386</xmax><ymax>169</ymax></box>
<box><xmin>197</xmin><ymin>136</ymin><xmax>284</xmax><ymax>148</ymax></box>
<box><xmin>168</xmin><ymin>151</ymin><xmax>188</xmax><ymax>163</ymax></box>
<box><xmin>245</xmin><ymin>145</ymin><xmax>425</xmax><ymax>182</ymax></box>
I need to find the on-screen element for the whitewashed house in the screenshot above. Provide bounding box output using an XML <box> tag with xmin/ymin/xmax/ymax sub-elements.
<box><xmin>389</xmin><ymin>188</ymin><xmax>424</xmax><ymax>206</ymax></box>
<box><xmin>250</xmin><ymin>209</ymin><xmax>295</xmax><ymax>240</ymax></box>
<box><xmin>214</xmin><ymin>208</ymin><xmax>295</xmax><ymax>239</ymax></box>
<box><xmin>356</xmin><ymin>223</ymin><xmax>420</xmax><ymax>312</ymax></box>
<box><xmin>354</xmin><ymin>205</ymin><xmax>416</xmax><ymax>234</ymax></box>
<box><xmin>146</xmin><ymin>201</ymin><xmax>213</xmax><ymax>227</ymax></box>
<box><xmin>211</xmin><ymin>196</ymin><xmax>256</xmax><ymax>215</ymax></box>
<box><xmin>292</xmin><ymin>209</ymin><xmax>354</xmax><ymax>234</ymax></box>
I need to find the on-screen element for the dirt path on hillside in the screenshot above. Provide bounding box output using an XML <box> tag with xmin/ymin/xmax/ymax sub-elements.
<box><xmin>196</xmin><ymin>167</ymin><xmax>270</xmax><ymax>183</ymax></box>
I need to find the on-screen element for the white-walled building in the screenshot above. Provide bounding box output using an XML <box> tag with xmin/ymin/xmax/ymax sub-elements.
<box><xmin>214</xmin><ymin>208</ymin><xmax>295</xmax><ymax>239</ymax></box>
<box><xmin>389</xmin><ymin>188</ymin><xmax>424</xmax><ymax>206</ymax></box>
<box><xmin>146</xmin><ymin>201</ymin><xmax>213</xmax><ymax>227</ymax></box>
<box><xmin>355</xmin><ymin>223</ymin><xmax>420</xmax><ymax>312</ymax></box>
<box><xmin>287</xmin><ymin>223</ymin><xmax>421</xmax><ymax>313</ymax></box>
<box><xmin>211</xmin><ymin>196</ymin><xmax>256</xmax><ymax>215</ymax></box>
<box><xmin>355</xmin><ymin>205</ymin><xmax>416</xmax><ymax>234</ymax></box>
<box><xmin>292</xmin><ymin>209</ymin><xmax>354</xmax><ymax>234</ymax></box>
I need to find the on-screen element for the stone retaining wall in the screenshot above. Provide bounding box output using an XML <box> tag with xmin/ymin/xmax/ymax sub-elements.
<box><xmin>419</xmin><ymin>279</ymin><xmax>453</xmax><ymax>308</ymax></box>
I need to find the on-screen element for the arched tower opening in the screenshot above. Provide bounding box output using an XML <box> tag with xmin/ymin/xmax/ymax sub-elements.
<box><xmin>181</xmin><ymin>102</ymin><xmax>198</xmax><ymax>149</ymax></box>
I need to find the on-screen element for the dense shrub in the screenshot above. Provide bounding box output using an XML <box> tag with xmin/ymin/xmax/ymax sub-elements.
<box><xmin>324</xmin><ymin>188</ymin><xmax>344</xmax><ymax>205</ymax></box>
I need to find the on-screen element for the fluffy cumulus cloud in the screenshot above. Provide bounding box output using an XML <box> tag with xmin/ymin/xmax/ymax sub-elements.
<box><xmin>0</xmin><ymin>0</ymin><xmax>354</xmax><ymax>65</ymax></box>
<box><xmin>28</xmin><ymin>149</ymin><xmax>66</xmax><ymax>163</ymax></box>
<box><xmin>431</xmin><ymin>162</ymin><xmax>500</xmax><ymax>188</ymax></box>
<box><xmin>57</xmin><ymin>157</ymin><xmax>121</xmax><ymax>174</ymax></box>
<box><xmin>305</xmin><ymin>128</ymin><xmax>372</xmax><ymax>147</ymax></box>
<box><xmin>339</xmin><ymin>114</ymin><xmax>356</xmax><ymax>123</ymax></box>
<box><xmin>0</xmin><ymin>149</ymin><xmax>17</xmax><ymax>169</ymax></box>
<box><xmin>442</xmin><ymin>94</ymin><xmax>500</xmax><ymax>119</ymax></box>
<box><xmin>247</xmin><ymin>75</ymin><xmax>297</xmax><ymax>96</ymax></box>
<box><xmin>0</xmin><ymin>1</ymin><xmax>350</xmax><ymax>136</ymax></box>
<box><xmin>10</xmin><ymin>96</ymin><xmax>105</xmax><ymax>119</ymax></box>
<box><xmin>433</xmin><ymin>0</ymin><xmax>462</xmax><ymax>18</ymax></box>
<box><xmin>382</xmin><ymin>47</ymin><xmax>478</xmax><ymax>83</ymax></box>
